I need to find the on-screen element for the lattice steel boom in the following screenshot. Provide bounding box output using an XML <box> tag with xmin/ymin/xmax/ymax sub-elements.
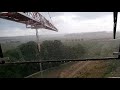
<box><xmin>0</xmin><ymin>12</ymin><xmax>58</xmax><ymax>31</ymax></box>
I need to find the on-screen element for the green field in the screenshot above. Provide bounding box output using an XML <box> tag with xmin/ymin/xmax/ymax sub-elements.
<box><xmin>26</xmin><ymin>60</ymin><xmax>120</xmax><ymax>78</ymax></box>
<box><xmin>25</xmin><ymin>62</ymin><xmax>76</xmax><ymax>78</ymax></box>
<box><xmin>1</xmin><ymin>33</ymin><xmax>120</xmax><ymax>78</ymax></box>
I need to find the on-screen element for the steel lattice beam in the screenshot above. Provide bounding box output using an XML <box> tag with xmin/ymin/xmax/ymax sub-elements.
<box><xmin>0</xmin><ymin>12</ymin><xmax>58</xmax><ymax>31</ymax></box>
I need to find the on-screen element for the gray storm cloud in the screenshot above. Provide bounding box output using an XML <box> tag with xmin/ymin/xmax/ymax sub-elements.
<box><xmin>0</xmin><ymin>12</ymin><xmax>116</xmax><ymax>37</ymax></box>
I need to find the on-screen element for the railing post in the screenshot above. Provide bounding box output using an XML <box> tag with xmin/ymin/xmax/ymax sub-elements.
<box><xmin>0</xmin><ymin>44</ymin><xmax>3</xmax><ymax>58</ymax></box>
<box><xmin>0</xmin><ymin>44</ymin><xmax>5</xmax><ymax>64</ymax></box>
<box><xmin>118</xmin><ymin>44</ymin><xmax>120</xmax><ymax>59</ymax></box>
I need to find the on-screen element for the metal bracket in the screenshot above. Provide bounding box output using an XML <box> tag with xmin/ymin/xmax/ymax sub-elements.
<box><xmin>113</xmin><ymin>52</ymin><xmax>120</xmax><ymax>59</ymax></box>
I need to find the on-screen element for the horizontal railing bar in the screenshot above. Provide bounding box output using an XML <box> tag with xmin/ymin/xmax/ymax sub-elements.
<box><xmin>0</xmin><ymin>57</ymin><xmax>118</xmax><ymax>65</ymax></box>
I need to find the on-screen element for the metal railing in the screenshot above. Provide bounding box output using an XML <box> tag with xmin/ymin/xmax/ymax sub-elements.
<box><xmin>0</xmin><ymin>57</ymin><xmax>118</xmax><ymax>65</ymax></box>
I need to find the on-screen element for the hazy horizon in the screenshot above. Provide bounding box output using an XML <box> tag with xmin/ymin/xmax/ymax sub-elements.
<box><xmin>0</xmin><ymin>31</ymin><xmax>116</xmax><ymax>38</ymax></box>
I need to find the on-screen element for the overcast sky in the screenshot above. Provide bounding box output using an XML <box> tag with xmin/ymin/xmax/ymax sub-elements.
<box><xmin>0</xmin><ymin>12</ymin><xmax>120</xmax><ymax>37</ymax></box>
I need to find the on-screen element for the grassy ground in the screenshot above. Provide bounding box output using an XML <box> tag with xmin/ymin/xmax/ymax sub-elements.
<box><xmin>72</xmin><ymin>61</ymin><xmax>109</xmax><ymax>78</ymax></box>
<box><xmin>25</xmin><ymin>62</ymin><xmax>77</xmax><ymax>78</ymax></box>
<box><xmin>103</xmin><ymin>60</ymin><xmax>120</xmax><ymax>77</ymax></box>
<box><xmin>26</xmin><ymin>59</ymin><xmax>120</xmax><ymax>78</ymax></box>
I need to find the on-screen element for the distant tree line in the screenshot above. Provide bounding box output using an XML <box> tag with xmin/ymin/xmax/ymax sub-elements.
<box><xmin>0</xmin><ymin>40</ymin><xmax>86</xmax><ymax>78</ymax></box>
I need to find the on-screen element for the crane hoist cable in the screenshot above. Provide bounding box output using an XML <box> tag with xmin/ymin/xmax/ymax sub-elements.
<box><xmin>35</xmin><ymin>28</ymin><xmax>43</xmax><ymax>78</ymax></box>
